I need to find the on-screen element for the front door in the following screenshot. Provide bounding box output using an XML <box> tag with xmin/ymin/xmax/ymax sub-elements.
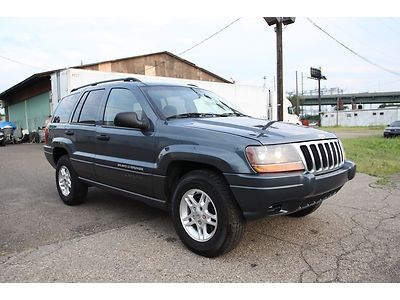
<box><xmin>94</xmin><ymin>88</ymin><xmax>156</xmax><ymax>198</ymax></box>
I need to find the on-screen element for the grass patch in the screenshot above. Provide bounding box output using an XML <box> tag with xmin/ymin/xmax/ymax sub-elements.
<box><xmin>375</xmin><ymin>177</ymin><xmax>394</xmax><ymax>187</ymax></box>
<box><xmin>322</xmin><ymin>125</ymin><xmax>385</xmax><ymax>130</ymax></box>
<box><xmin>322</xmin><ymin>125</ymin><xmax>385</xmax><ymax>132</ymax></box>
<box><xmin>341</xmin><ymin>136</ymin><xmax>400</xmax><ymax>185</ymax></box>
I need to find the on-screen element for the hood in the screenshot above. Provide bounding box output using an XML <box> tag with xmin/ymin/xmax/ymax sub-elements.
<box><xmin>170</xmin><ymin>117</ymin><xmax>337</xmax><ymax>144</ymax></box>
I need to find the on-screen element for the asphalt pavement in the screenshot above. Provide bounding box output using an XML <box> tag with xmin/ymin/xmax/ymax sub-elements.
<box><xmin>0</xmin><ymin>144</ymin><xmax>399</xmax><ymax>282</ymax></box>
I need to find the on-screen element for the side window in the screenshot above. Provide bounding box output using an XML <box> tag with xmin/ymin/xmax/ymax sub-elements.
<box><xmin>103</xmin><ymin>88</ymin><xmax>143</xmax><ymax>126</ymax></box>
<box><xmin>71</xmin><ymin>91</ymin><xmax>88</xmax><ymax>123</ymax></box>
<box><xmin>78</xmin><ymin>89</ymin><xmax>105</xmax><ymax>124</ymax></box>
<box><xmin>52</xmin><ymin>93</ymin><xmax>80</xmax><ymax>123</ymax></box>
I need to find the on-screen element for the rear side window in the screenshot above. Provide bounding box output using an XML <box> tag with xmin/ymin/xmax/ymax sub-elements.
<box><xmin>52</xmin><ymin>93</ymin><xmax>80</xmax><ymax>123</ymax></box>
<box><xmin>78</xmin><ymin>89</ymin><xmax>105</xmax><ymax>124</ymax></box>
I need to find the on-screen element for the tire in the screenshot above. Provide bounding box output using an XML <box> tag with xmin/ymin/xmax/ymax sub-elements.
<box><xmin>0</xmin><ymin>139</ymin><xmax>5</xmax><ymax>146</ymax></box>
<box><xmin>286</xmin><ymin>202</ymin><xmax>322</xmax><ymax>218</ymax></box>
<box><xmin>55</xmin><ymin>155</ymin><xmax>87</xmax><ymax>205</ymax></box>
<box><xmin>171</xmin><ymin>170</ymin><xmax>245</xmax><ymax>257</ymax></box>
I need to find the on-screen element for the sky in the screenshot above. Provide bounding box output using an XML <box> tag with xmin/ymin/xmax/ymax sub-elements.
<box><xmin>1</xmin><ymin>3</ymin><xmax>400</xmax><ymax>96</ymax></box>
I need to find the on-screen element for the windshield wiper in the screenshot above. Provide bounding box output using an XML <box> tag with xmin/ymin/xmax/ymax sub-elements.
<box><xmin>166</xmin><ymin>113</ymin><xmax>212</xmax><ymax>120</ymax></box>
<box><xmin>216</xmin><ymin>112</ymin><xmax>246</xmax><ymax>117</ymax></box>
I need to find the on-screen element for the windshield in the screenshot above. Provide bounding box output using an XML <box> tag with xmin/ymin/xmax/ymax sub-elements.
<box><xmin>143</xmin><ymin>86</ymin><xmax>244</xmax><ymax>119</ymax></box>
<box><xmin>391</xmin><ymin>121</ymin><xmax>400</xmax><ymax>127</ymax></box>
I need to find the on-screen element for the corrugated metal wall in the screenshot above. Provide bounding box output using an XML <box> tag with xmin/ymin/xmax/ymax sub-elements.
<box><xmin>8</xmin><ymin>92</ymin><xmax>50</xmax><ymax>135</ymax></box>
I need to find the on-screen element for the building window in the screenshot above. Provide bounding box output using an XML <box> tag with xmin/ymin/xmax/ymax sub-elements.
<box><xmin>346</xmin><ymin>113</ymin><xmax>351</xmax><ymax>118</ymax></box>
<box><xmin>354</xmin><ymin>113</ymin><xmax>358</xmax><ymax>117</ymax></box>
<box><xmin>331</xmin><ymin>114</ymin><xmax>334</xmax><ymax>117</ymax></box>
<box><xmin>325</xmin><ymin>114</ymin><xmax>328</xmax><ymax>117</ymax></box>
<box><xmin>373</xmin><ymin>112</ymin><xmax>376</xmax><ymax>116</ymax></box>
<box><xmin>380</xmin><ymin>112</ymin><xmax>384</xmax><ymax>115</ymax></box>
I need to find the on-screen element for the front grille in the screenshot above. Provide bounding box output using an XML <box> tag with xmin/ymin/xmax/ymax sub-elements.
<box><xmin>296</xmin><ymin>139</ymin><xmax>344</xmax><ymax>174</ymax></box>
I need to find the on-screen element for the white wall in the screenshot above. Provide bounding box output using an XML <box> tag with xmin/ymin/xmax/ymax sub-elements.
<box><xmin>321</xmin><ymin>108</ymin><xmax>400</xmax><ymax>126</ymax></box>
<box><xmin>50</xmin><ymin>68</ymin><xmax>274</xmax><ymax>119</ymax></box>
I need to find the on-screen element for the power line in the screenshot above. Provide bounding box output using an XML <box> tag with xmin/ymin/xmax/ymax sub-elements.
<box><xmin>178</xmin><ymin>18</ymin><xmax>241</xmax><ymax>56</ymax></box>
<box><xmin>144</xmin><ymin>18</ymin><xmax>241</xmax><ymax>73</ymax></box>
<box><xmin>0</xmin><ymin>54</ymin><xmax>44</xmax><ymax>70</ymax></box>
<box><xmin>322</xmin><ymin>18</ymin><xmax>398</xmax><ymax>64</ymax></box>
<box><xmin>306</xmin><ymin>18</ymin><xmax>400</xmax><ymax>77</ymax></box>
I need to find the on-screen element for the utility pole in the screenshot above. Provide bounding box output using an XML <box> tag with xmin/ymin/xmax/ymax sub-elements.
<box><xmin>276</xmin><ymin>21</ymin><xmax>283</xmax><ymax>121</ymax></box>
<box><xmin>295</xmin><ymin>71</ymin><xmax>299</xmax><ymax>115</ymax></box>
<box><xmin>301</xmin><ymin>72</ymin><xmax>304</xmax><ymax>116</ymax></box>
<box><xmin>264</xmin><ymin>17</ymin><xmax>295</xmax><ymax>121</ymax></box>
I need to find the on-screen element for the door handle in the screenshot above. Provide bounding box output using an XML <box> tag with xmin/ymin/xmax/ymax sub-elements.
<box><xmin>65</xmin><ymin>130</ymin><xmax>74</xmax><ymax>136</ymax></box>
<box><xmin>96</xmin><ymin>134</ymin><xmax>110</xmax><ymax>141</ymax></box>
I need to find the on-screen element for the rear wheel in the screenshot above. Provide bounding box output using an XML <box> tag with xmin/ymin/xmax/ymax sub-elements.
<box><xmin>171</xmin><ymin>170</ymin><xmax>245</xmax><ymax>257</ymax></box>
<box><xmin>286</xmin><ymin>202</ymin><xmax>322</xmax><ymax>218</ymax></box>
<box><xmin>56</xmin><ymin>155</ymin><xmax>87</xmax><ymax>205</ymax></box>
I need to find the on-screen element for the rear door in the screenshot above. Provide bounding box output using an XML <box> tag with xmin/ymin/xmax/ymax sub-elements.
<box><xmin>68</xmin><ymin>89</ymin><xmax>106</xmax><ymax>181</ymax></box>
<box><xmin>94</xmin><ymin>87</ymin><xmax>156</xmax><ymax>197</ymax></box>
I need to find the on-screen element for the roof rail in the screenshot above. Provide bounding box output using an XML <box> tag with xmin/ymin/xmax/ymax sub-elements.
<box><xmin>187</xmin><ymin>83</ymin><xmax>198</xmax><ymax>87</ymax></box>
<box><xmin>70</xmin><ymin>77</ymin><xmax>141</xmax><ymax>92</ymax></box>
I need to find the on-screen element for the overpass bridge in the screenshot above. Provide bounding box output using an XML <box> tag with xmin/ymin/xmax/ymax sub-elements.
<box><xmin>301</xmin><ymin>91</ymin><xmax>400</xmax><ymax>106</ymax></box>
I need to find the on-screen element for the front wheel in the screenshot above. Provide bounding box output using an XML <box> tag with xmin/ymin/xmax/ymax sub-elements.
<box><xmin>171</xmin><ymin>170</ymin><xmax>245</xmax><ymax>257</ymax></box>
<box><xmin>56</xmin><ymin>155</ymin><xmax>87</xmax><ymax>205</ymax></box>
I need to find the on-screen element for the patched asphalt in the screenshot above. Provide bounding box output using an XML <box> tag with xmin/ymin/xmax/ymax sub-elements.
<box><xmin>0</xmin><ymin>144</ymin><xmax>399</xmax><ymax>282</ymax></box>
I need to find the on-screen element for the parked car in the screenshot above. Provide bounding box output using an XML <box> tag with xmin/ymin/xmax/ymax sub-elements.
<box><xmin>0</xmin><ymin>129</ymin><xmax>5</xmax><ymax>146</ymax></box>
<box><xmin>44</xmin><ymin>78</ymin><xmax>356</xmax><ymax>257</ymax></box>
<box><xmin>0</xmin><ymin>121</ymin><xmax>17</xmax><ymax>144</ymax></box>
<box><xmin>384</xmin><ymin>121</ymin><xmax>400</xmax><ymax>138</ymax></box>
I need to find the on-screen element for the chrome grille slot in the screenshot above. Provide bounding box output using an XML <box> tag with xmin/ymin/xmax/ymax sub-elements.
<box><xmin>330</xmin><ymin>142</ymin><xmax>338</xmax><ymax>166</ymax></box>
<box><xmin>295</xmin><ymin>139</ymin><xmax>345</xmax><ymax>174</ymax></box>
<box><xmin>300</xmin><ymin>145</ymin><xmax>313</xmax><ymax>171</ymax></box>
<box><xmin>309</xmin><ymin>144</ymin><xmax>321</xmax><ymax>171</ymax></box>
<box><xmin>317</xmin><ymin>144</ymin><xmax>328</xmax><ymax>168</ymax></box>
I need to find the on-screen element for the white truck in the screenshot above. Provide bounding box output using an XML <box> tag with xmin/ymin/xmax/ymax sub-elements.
<box><xmin>50</xmin><ymin>68</ymin><xmax>301</xmax><ymax>124</ymax></box>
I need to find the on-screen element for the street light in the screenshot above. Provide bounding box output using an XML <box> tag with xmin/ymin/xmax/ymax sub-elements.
<box><xmin>263</xmin><ymin>17</ymin><xmax>295</xmax><ymax>121</ymax></box>
<box><xmin>309</xmin><ymin>67</ymin><xmax>327</xmax><ymax>126</ymax></box>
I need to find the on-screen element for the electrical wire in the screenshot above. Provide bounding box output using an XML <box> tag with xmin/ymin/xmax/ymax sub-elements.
<box><xmin>306</xmin><ymin>18</ymin><xmax>400</xmax><ymax>76</ymax></box>
<box><xmin>144</xmin><ymin>18</ymin><xmax>241</xmax><ymax>73</ymax></box>
<box><xmin>0</xmin><ymin>54</ymin><xmax>44</xmax><ymax>70</ymax></box>
<box><xmin>322</xmin><ymin>18</ymin><xmax>398</xmax><ymax>64</ymax></box>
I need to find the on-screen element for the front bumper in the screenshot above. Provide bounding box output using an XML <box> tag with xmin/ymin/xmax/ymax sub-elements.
<box><xmin>225</xmin><ymin>160</ymin><xmax>356</xmax><ymax>220</ymax></box>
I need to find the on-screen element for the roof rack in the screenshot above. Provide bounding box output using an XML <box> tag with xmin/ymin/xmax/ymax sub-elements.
<box><xmin>187</xmin><ymin>84</ymin><xmax>198</xmax><ymax>87</ymax></box>
<box><xmin>70</xmin><ymin>77</ymin><xmax>141</xmax><ymax>92</ymax></box>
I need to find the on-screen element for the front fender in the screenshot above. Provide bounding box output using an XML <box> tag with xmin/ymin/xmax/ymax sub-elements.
<box><xmin>156</xmin><ymin>144</ymin><xmax>252</xmax><ymax>174</ymax></box>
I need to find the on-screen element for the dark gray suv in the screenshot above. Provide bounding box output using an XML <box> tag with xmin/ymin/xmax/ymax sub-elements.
<box><xmin>44</xmin><ymin>78</ymin><xmax>356</xmax><ymax>257</ymax></box>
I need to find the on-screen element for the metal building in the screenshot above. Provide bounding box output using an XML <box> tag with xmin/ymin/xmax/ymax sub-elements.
<box><xmin>0</xmin><ymin>51</ymin><xmax>230</xmax><ymax>135</ymax></box>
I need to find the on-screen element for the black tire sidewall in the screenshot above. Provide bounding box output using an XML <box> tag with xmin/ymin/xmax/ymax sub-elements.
<box><xmin>55</xmin><ymin>156</ymin><xmax>82</xmax><ymax>205</ymax></box>
<box><xmin>171</xmin><ymin>172</ymin><xmax>231</xmax><ymax>256</ymax></box>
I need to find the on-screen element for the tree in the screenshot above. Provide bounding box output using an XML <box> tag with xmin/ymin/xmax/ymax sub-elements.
<box><xmin>287</xmin><ymin>95</ymin><xmax>304</xmax><ymax>115</ymax></box>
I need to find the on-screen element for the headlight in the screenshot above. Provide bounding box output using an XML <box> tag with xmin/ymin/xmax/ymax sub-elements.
<box><xmin>245</xmin><ymin>144</ymin><xmax>305</xmax><ymax>173</ymax></box>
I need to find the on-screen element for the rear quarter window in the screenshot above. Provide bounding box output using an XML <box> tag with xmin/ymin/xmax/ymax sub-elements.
<box><xmin>52</xmin><ymin>93</ymin><xmax>80</xmax><ymax>123</ymax></box>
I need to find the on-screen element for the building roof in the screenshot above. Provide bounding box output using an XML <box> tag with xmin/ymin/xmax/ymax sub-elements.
<box><xmin>0</xmin><ymin>51</ymin><xmax>231</xmax><ymax>100</ymax></box>
<box><xmin>74</xmin><ymin>51</ymin><xmax>231</xmax><ymax>83</ymax></box>
<box><xmin>0</xmin><ymin>70</ymin><xmax>54</xmax><ymax>100</ymax></box>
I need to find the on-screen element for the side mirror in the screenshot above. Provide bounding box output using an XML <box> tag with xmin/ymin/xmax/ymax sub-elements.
<box><xmin>114</xmin><ymin>112</ymin><xmax>150</xmax><ymax>130</ymax></box>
